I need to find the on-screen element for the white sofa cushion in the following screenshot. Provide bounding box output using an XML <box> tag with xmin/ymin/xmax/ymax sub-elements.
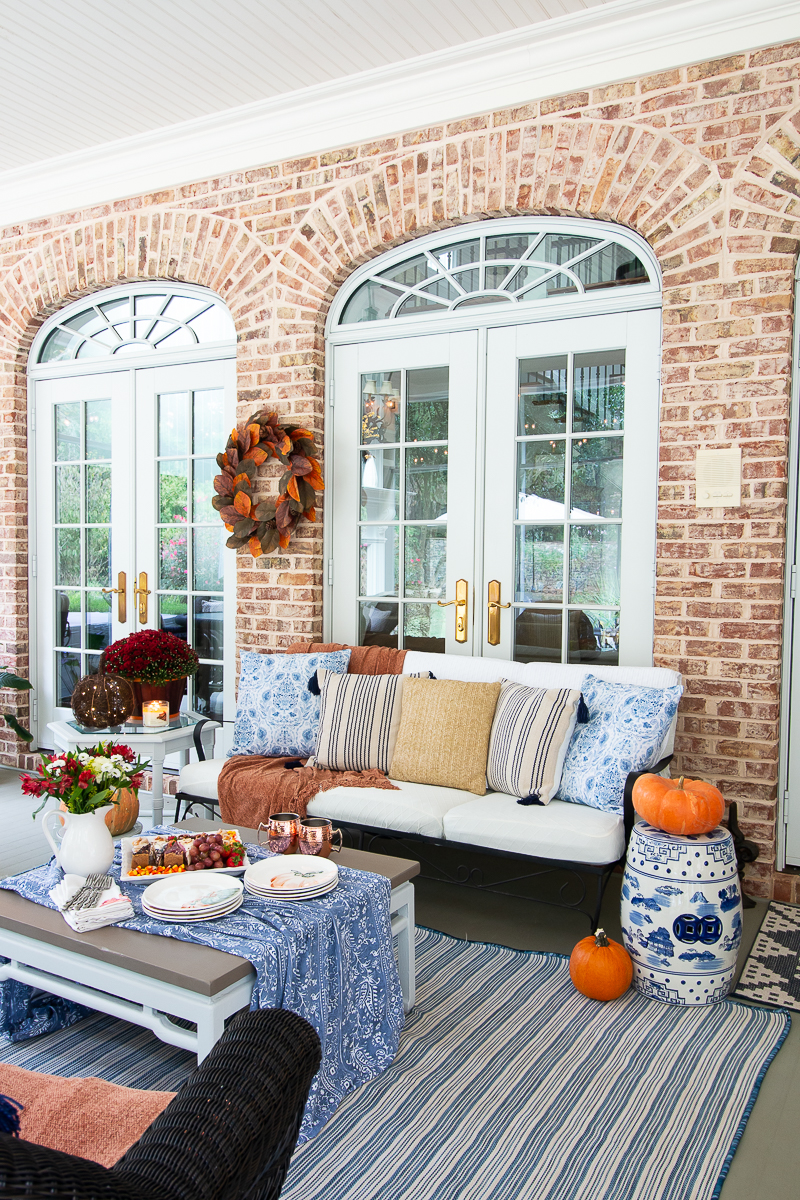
<box><xmin>308</xmin><ymin>779</ymin><xmax>476</xmax><ymax>838</ymax></box>
<box><xmin>178</xmin><ymin>759</ymin><xmax>623</xmax><ymax>864</ymax></box>
<box><xmin>178</xmin><ymin>758</ymin><xmax>225</xmax><ymax>801</ymax></box>
<box><xmin>443</xmin><ymin>795</ymin><xmax>626</xmax><ymax>866</ymax></box>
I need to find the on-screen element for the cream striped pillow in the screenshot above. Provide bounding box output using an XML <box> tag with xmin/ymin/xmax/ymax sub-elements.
<box><xmin>487</xmin><ymin>681</ymin><xmax>581</xmax><ymax>804</ymax></box>
<box><xmin>313</xmin><ymin>669</ymin><xmax>430</xmax><ymax>773</ymax></box>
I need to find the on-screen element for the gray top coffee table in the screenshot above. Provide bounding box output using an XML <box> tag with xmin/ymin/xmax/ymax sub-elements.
<box><xmin>0</xmin><ymin>834</ymin><xmax>419</xmax><ymax>1062</ymax></box>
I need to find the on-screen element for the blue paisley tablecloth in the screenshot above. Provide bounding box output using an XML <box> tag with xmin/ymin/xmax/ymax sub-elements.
<box><xmin>0</xmin><ymin>827</ymin><xmax>404</xmax><ymax>1143</ymax></box>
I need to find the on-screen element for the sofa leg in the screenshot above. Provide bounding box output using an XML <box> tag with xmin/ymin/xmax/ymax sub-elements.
<box><xmin>589</xmin><ymin>871</ymin><xmax>609</xmax><ymax>932</ymax></box>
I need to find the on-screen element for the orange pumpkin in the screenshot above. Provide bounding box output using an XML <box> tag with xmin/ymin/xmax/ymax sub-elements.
<box><xmin>104</xmin><ymin>788</ymin><xmax>140</xmax><ymax>837</ymax></box>
<box><xmin>569</xmin><ymin>928</ymin><xmax>633</xmax><ymax>1001</ymax></box>
<box><xmin>632</xmin><ymin>774</ymin><xmax>724</xmax><ymax>837</ymax></box>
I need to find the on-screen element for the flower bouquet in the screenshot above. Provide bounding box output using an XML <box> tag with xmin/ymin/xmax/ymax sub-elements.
<box><xmin>22</xmin><ymin>742</ymin><xmax>148</xmax><ymax>817</ymax></box>
<box><xmin>102</xmin><ymin>630</ymin><xmax>199</xmax><ymax>720</ymax></box>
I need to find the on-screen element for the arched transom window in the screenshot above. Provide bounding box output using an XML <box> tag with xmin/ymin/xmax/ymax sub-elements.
<box><xmin>338</xmin><ymin>225</ymin><xmax>654</xmax><ymax>325</ymax></box>
<box><xmin>38</xmin><ymin>289</ymin><xmax>236</xmax><ymax>363</ymax></box>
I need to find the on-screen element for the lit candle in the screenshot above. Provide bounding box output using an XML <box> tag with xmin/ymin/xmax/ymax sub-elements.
<box><xmin>142</xmin><ymin>700</ymin><xmax>170</xmax><ymax>727</ymax></box>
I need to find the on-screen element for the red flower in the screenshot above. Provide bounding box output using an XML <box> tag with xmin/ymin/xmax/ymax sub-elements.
<box><xmin>77</xmin><ymin>769</ymin><xmax>93</xmax><ymax>788</ymax></box>
<box><xmin>103</xmin><ymin>629</ymin><xmax>199</xmax><ymax>685</ymax></box>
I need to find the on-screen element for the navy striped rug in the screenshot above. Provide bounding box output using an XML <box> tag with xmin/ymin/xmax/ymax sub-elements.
<box><xmin>0</xmin><ymin>930</ymin><xmax>790</xmax><ymax>1199</ymax></box>
<box><xmin>283</xmin><ymin>929</ymin><xmax>790</xmax><ymax>1200</ymax></box>
<box><xmin>0</xmin><ymin>1012</ymin><xmax>195</xmax><ymax>1091</ymax></box>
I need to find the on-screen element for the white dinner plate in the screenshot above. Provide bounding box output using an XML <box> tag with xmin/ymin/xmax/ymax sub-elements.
<box><xmin>244</xmin><ymin>877</ymin><xmax>338</xmax><ymax>901</ymax></box>
<box><xmin>143</xmin><ymin>896</ymin><xmax>243</xmax><ymax>923</ymax></box>
<box><xmin>244</xmin><ymin>877</ymin><xmax>336</xmax><ymax>895</ymax></box>
<box><xmin>141</xmin><ymin>874</ymin><xmax>244</xmax><ymax>913</ymax></box>
<box><xmin>143</xmin><ymin>896</ymin><xmax>240</xmax><ymax>917</ymax></box>
<box><xmin>245</xmin><ymin>854</ymin><xmax>338</xmax><ymax>892</ymax></box>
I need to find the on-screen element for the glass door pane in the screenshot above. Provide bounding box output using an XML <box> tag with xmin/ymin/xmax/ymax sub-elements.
<box><xmin>512</xmin><ymin>349</ymin><xmax>624</xmax><ymax>665</ymax></box>
<box><xmin>36</xmin><ymin>371</ymin><xmax>133</xmax><ymax>728</ymax></box>
<box><xmin>136</xmin><ymin>362</ymin><xmax>234</xmax><ymax>723</ymax></box>
<box><xmin>483</xmin><ymin>309</ymin><xmax>660</xmax><ymax>666</ymax></box>
<box><xmin>331</xmin><ymin>332</ymin><xmax>478</xmax><ymax>653</ymax></box>
<box><xmin>358</xmin><ymin>366</ymin><xmax>450</xmax><ymax>652</ymax></box>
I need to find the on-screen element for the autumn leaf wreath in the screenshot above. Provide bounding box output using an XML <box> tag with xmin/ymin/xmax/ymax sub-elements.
<box><xmin>213</xmin><ymin>410</ymin><xmax>324</xmax><ymax>558</ymax></box>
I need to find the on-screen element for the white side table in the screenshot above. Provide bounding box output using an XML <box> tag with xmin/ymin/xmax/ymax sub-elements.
<box><xmin>47</xmin><ymin>717</ymin><xmax>217</xmax><ymax>826</ymax></box>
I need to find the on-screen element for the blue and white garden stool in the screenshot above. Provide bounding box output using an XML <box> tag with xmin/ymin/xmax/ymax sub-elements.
<box><xmin>620</xmin><ymin>822</ymin><xmax>743</xmax><ymax>1006</ymax></box>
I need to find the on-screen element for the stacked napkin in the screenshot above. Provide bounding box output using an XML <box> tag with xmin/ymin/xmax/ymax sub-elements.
<box><xmin>49</xmin><ymin>874</ymin><xmax>134</xmax><ymax>933</ymax></box>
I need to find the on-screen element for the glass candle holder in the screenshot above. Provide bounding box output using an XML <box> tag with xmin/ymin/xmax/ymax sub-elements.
<box><xmin>142</xmin><ymin>700</ymin><xmax>170</xmax><ymax>727</ymax></box>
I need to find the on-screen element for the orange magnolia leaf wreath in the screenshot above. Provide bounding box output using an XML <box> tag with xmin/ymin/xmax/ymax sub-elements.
<box><xmin>212</xmin><ymin>410</ymin><xmax>324</xmax><ymax>558</ymax></box>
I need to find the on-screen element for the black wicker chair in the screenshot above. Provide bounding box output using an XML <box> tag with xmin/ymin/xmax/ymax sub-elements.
<box><xmin>0</xmin><ymin>1007</ymin><xmax>321</xmax><ymax>1200</ymax></box>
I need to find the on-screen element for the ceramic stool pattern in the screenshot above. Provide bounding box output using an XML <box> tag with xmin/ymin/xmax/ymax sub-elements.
<box><xmin>620</xmin><ymin>822</ymin><xmax>742</xmax><ymax>1006</ymax></box>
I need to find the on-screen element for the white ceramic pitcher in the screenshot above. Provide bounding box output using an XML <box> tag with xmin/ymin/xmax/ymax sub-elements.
<box><xmin>42</xmin><ymin>806</ymin><xmax>115</xmax><ymax>876</ymax></box>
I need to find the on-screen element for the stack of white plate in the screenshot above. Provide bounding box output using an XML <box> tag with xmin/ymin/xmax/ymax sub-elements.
<box><xmin>244</xmin><ymin>855</ymin><xmax>338</xmax><ymax>901</ymax></box>
<box><xmin>142</xmin><ymin>875</ymin><xmax>244</xmax><ymax>922</ymax></box>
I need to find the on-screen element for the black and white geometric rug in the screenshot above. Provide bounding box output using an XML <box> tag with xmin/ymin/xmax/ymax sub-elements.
<box><xmin>733</xmin><ymin>900</ymin><xmax>800</xmax><ymax>1010</ymax></box>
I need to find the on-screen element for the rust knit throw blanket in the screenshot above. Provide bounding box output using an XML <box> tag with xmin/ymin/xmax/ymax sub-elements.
<box><xmin>217</xmin><ymin>644</ymin><xmax>407</xmax><ymax>827</ymax></box>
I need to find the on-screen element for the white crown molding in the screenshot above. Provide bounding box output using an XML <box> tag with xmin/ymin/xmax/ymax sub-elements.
<box><xmin>2</xmin><ymin>0</ymin><xmax>800</xmax><ymax>229</ymax></box>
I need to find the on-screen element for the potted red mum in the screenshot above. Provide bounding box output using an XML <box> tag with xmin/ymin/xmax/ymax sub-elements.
<box><xmin>102</xmin><ymin>630</ymin><xmax>199</xmax><ymax>721</ymax></box>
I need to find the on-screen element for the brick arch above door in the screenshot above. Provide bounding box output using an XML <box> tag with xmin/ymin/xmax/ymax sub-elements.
<box><xmin>276</xmin><ymin>118</ymin><xmax>728</xmax><ymax>323</ymax></box>
<box><xmin>0</xmin><ymin>209</ymin><xmax>272</xmax><ymax>373</ymax></box>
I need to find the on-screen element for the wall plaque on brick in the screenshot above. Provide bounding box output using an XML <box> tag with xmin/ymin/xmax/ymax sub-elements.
<box><xmin>695</xmin><ymin>448</ymin><xmax>741</xmax><ymax>508</ymax></box>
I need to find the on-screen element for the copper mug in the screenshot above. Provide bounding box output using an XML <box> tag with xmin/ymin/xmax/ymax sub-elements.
<box><xmin>297</xmin><ymin>817</ymin><xmax>342</xmax><ymax>858</ymax></box>
<box><xmin>258</xmin><ymin>813</ymin><xmax>300</xmax><ymax>855</ymax></box>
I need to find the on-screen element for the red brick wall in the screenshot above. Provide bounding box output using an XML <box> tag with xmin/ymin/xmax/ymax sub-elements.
<box><xmin>3</xmin><ymin>42</ymin><xmax>800</xmax><ymax>899</ymax></box>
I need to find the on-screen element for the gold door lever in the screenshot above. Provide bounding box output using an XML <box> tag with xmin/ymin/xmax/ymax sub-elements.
<box><xmin>102</xmin><ymin>572</ymin><xmax>127</xmax><ymax>623</ymax></box>
<box><xmin>487</xmin><ymin>580</ymin><xmax>511</xmax><ymax>646</ymax></box>
<box><xmin>437</xmin><ymin>578</ymin><xmax>469</xmax><ymax>643</ymax></box>
<box><xmin>133</xmin><ymin>572</ymin><xmax>150</xmax><ymax>624</ymax></box>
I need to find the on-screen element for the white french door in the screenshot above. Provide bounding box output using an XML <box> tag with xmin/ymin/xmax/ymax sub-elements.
<box><xmin>330</xmin><ymin>332</ymin><xmax>479</xmax><ymax>654</ymax></box>
<box><xmin>481</xmin><ymin>309</ymin><xmax>660</xmax><ymax>665</ymax></box>
<box><xmin>329</xmin><ymin>309</ymin><xmax>660</xmax><ymax>665</ymax></box>
<box><xmin>33</xmin><ymin>358</ymin><xmax>235</xmax><ymax>734</ymax></box>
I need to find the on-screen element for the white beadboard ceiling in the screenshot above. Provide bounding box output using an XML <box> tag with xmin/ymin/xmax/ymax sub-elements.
<box><xmin>1</xmin><ymin>0</ymin><xmax>800</xmax><ymax>225</ymax></box>
<box><xmin>0</xmin><ymin>0</ymin><xmax>615</xmax><ymax>172</ymax></box>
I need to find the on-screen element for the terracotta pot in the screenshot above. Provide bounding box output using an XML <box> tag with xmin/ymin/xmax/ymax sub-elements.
<box><xmin>127</xmin><ymin>677</ymin><xmax>187</xmax><ymax>721</ymax></box>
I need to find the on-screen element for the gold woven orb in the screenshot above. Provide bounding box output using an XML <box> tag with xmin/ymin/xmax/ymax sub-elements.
<box><xmin>71</xmin><ymin>669</ymin><xmax>135</xmax><ymax>728</ymax></box>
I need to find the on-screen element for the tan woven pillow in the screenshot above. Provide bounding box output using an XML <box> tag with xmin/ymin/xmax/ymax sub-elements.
<box><xmin>389</xmin><ymin>678</ymin><xmax>501</xmax><ymax>795</ymax></box>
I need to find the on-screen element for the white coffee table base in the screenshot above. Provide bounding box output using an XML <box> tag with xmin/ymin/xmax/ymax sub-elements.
<box><xmin>0</xmin><ymin>882</ymin><xmax>416</xmax><ymax>1061</ymax></box>
<box><xmin>0</xmin><ymin>926</ymin><xmax>255</xmax><ymax>1062</ymax></box>
<box><xmin>390</xmin><ymin>880</ymin><xmax>415</xmax><ymax>1013</ymax></box>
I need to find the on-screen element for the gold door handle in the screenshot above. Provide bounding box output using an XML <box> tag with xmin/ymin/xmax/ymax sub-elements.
<box><xmin>101</xmin><ymin>571</ymin><xmax>127</xmax><ymax>623</ymax></box>
<box><xmin>487</xmin><ymin>580</ymin><xmax>511</xmax><ymax>646</ymax></box>
<box><xmin>133</xmin><ymin>571</ymin><xmax>150</xmax><ymax>623</ymax></box>
<box><xmin>437</xmin><ymin>578</ymin><xmax>469</xmax><ymax>643</ymax></box>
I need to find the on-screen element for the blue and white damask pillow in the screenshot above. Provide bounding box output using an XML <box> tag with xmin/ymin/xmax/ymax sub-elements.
<box><xmin>228</xmin><ymin>650</ymin><xmax>351</xmax><ymax>759</ymax></box>
<box><xmin>557</xmin><ymin>674</ymin><xmax>683</xmax><ymax>815</ymax></box>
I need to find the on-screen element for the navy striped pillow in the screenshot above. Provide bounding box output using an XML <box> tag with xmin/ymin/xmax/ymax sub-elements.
<box><xmin>487</xmin><ymin>682</ymin><xmax>581</xmax><ymax>805</ymax></box>
<box><xmin>314</xmin><ymin>670</ymin><xmax>430</xmax><ymax>773</ymax></box>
